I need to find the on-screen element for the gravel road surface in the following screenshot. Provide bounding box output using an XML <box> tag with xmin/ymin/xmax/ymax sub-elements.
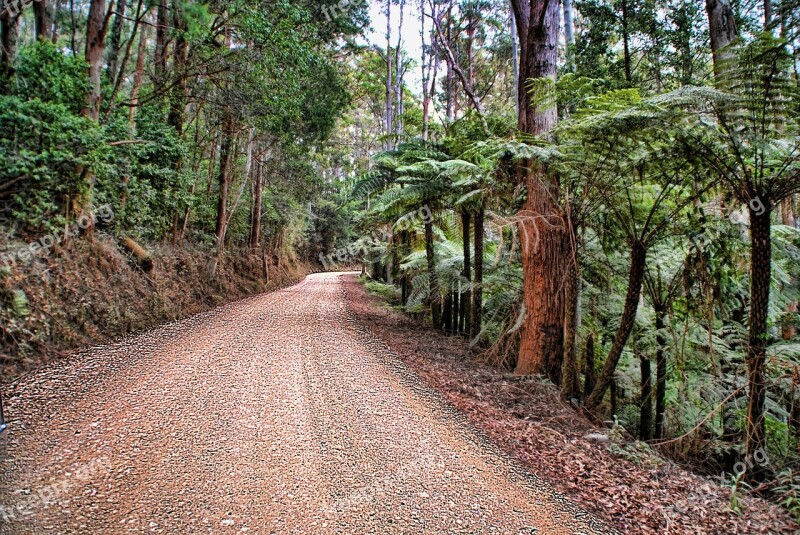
<box><xmin>0</xmin><ymin>273</ymin><xmax>609</xmax><ymax>534</ymax></box>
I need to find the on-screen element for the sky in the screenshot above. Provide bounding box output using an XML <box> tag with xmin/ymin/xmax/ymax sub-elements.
<box><xmin>363</xmin><ymin>1</ymin><xmax>425</xmax><ymax>91</ymax></box>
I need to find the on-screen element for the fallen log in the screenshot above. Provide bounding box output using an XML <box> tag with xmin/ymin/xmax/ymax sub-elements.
<box><xmin>121</xmin><ymin>237</ymin><xmax>154</xmax><ymax>272</ymax></box>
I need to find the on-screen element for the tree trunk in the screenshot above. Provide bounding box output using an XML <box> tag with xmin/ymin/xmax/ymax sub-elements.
<box><xmin>640</xmin><ymin>352</ymin><xmax>654</xmax><ymax>441</ymax></box>
<box><xmin>34</xmin><ymin>0</ymin><xmax>50</xmax><ymax>41</ymax></box>
<box><xmin>51</xmin><ymin>0</ymin><xmax>61</xmax><ymax>43</ymax></box>
<box><xmin>654</xmin><ymin>308</ymin><xmax>668</xmax><ymax>439</ymax></box>
<box><xmin>106</xmin><ymin>0</ymin><xmax>125</xmax><ymax>78</ymax></box>
<box><xmin>84</xmin><ymin>0</ymin><xmax>113</xmax><ymax>121</ymax></box>
<box><xmin>425</xmin><ymin>216</ymin><xmax>441</xmax><ymax>328</ymax></box>
<box><xmin>129</xmin><ymin>18</ymin><xmax>148</xmax><ymax>128</ymax></box>
<box><xmin>561</xmin><ymin>257</ymin><xmax>581</xmax><ymax>399</ymax></box>
<box><xmin>746</xmin><ymin>205</ymin><xmax>772</xmax><ymax>481</ymax></box>
<box><xmin>452</xmin><ymin>287</ymin><xmax>459</xmax><ymax>335</ymax></box>
<box><xmin>705</xmin><ymin>0</ymin><xmax>738</xmax><ymax>77</ymax></box>
<box><xmin>154</xmin><ymin>0</ymin><xmax>168</xmax><ymax>96</ymax></box>
<box><xmin>610</xmin><ymin>377</ymin><xmax>618</xmax><ymax>418</ymax></box>
<box><xmin>585</xmin><ymin>240</ymin><xmax>647</xmax><ymax>409</ymax></box>
<box><xmin>510</xmin><ymin>4</ymin><xmax>520</xmax><ymax>115</ymax></box>
<box><xmin>420</xmin><ymin>3</ymin><xmax>431</xmax><ymax>140</ymax></box>
<box><xmin>105</xmin><ymin>0</ymin><xmax>144</xmax><ymax>120</ymax></box>
<box><xmin>764</xmin><ymin>0</ymin><xmax>772</xmax><ymax>30</ymax></box>
<box><xmin>472</xmin><ymin>207</ymin><xmax>484</xmax><ymax>340</ymax></box>
<box><xmin>583</xmin><ymin>334</ymin><xmax>595</xmax><ymax>399</ymax></box>
<box><xmin>387</xmin><ymin>231</ymin><xmax>395</xmax><ymax>285</ymax></box>
<box><xmin>0</xmin><ymin>9</ymin><xmax>20</xmax><ymax>89</ymax></box>
<box><xmin>384</xmin><ymin>0</ymin><xmax>393</xmax><ymax>148</ymax></box>
<box><xmin>512</xmin><ymin>0</ymin><xmax>567</xmax><ymax>383</ymax></box>
<box><xmin>621</xmin><ymin>0</ymin><xmax>632</xmax><ymax>84</ymax></box>
<box><xmin>444</xmin><ymin>2</ymin><xmax>455</xmax><ymax>121</ymax></box>
<box><xmin>215</xmin><ymin>113</ymin><xmax>236</xmax><ymax>255</ymax></box>
<box><xmin>401</xmin><ymin>230</ymin><xmax>410</xmax><ymax>306</ymax></box>
<box><xmin>249</xmin><ymin>161</ymin><xmax>264</xmax><ymax>249</ymax></box>
<box><xmin>782</xmin><ymin>198</ymin><xmax>796</xmax><ymax>339</ymax></box>
<box><xmin>564</xmin><ymin>0</ymin><xmax>575</xmax><ymax>52</ymax></box>
<box><xmin>443</xmin><ymin>288</ymin><xmax>452</xmax><ymax>333</ymax></box>
<box><xmin>168</xmin><ymin>0</ymin><xmax>189</xmax><ymax>135</ymax></box>
<box><xmin>461</xmin><ymin>209</ymin><xmax>472</xmax><ymax>336</ymax></box>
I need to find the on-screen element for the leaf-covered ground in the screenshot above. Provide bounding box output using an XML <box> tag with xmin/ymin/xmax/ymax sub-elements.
<box><xmin>344</xmin><ymin>274</ymin><xmax>799</xmax><ymax>534</ymax></box>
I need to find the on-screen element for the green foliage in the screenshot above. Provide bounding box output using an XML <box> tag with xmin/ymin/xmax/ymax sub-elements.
<box><xmin>0</xmin><ymin>96</ymin><xmax>108</xmax><ymax>231</ymax></box>
<box><xmin>11</xmin><ymin>41</ymin><xmax>89</xmax><ymax>112</ymax></box>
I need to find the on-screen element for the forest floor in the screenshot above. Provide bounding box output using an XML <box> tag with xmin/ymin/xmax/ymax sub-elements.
<box><xmin>344</xmin><ymin>274</ymin><xmax>799</xmax><ymax>534</ymax></box>
<box><xmin>0</xmin><ymin>273</ymin><xmax>608</xmax><ymax>534</ymax></box>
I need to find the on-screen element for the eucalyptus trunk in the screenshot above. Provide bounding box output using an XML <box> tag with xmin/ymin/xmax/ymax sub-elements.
<box><xmin>84</xmin><ymin>0</ymin><xmax>112</xmax><ymax>121</ymax></box>
<box><xmin>106</xmin><ymin>0</ymin><xmax>125</xmax><ymax>77</ymax></box>
<box><xmin>705</xmin><ymin>0</ymin><xmax>738</xmax><ymax>76</ymax></box>
<box><xmin>34</xmin><ymin>0</ymin><xmax>50</xmax><ymax>41</ymax></box>
<box><xmin>512</xmin><ymin>0</ymin><xmax>568</xmax><ymax>383</ymax></box>
<box><xmin>215</xmin><ymin>113</ymin><xmax>236</xmax><ymax>255</ymax></box>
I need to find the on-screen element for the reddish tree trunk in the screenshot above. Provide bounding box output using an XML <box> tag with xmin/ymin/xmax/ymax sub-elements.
<box><xmin>34</xmin><ymin>0</ymin><xmax>50</xmax><ymax>40</ymax></box>
<box><xmin>512</xmin><ymin>0</ymin><xmax>568</xmax><ymax>383</ymax></box>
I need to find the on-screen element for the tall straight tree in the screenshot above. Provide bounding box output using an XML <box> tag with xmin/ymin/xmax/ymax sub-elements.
<box><xmin>510</xmin><ymin>0</ymin><xmax>568</xmax><ymax>383</ymax></box>
<box><xmin>84</xmin><ymin>0</ymin><xmax>114</xmax><ymax>120</ymax></box>
<box><xmin>705</xmin><ymin>0</ymin><xmax>737</xmax><ymax>76</ymax></box>
<box><xmin>34</xmin><ymin>0</ymin><xmax>50</xmax><ymax>40</ymax></box>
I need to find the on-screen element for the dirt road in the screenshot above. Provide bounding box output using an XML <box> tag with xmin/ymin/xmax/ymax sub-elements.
<box><xmin>0</xmin><ymin>273</ymin><xmax>608</xmax><ymax>534</ymax></box>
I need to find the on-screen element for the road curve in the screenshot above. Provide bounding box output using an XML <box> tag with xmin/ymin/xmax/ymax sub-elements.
<box><xmin>0</xmin><ymin>273</ymin><xmax>609</xmax><ymax>534</ymax></box>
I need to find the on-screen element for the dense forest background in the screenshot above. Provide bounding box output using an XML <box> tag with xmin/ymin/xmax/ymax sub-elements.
<box><xmin>1</xmin><ymin>0</ymin><xmax>800</xmax><ymax>521</ymax></box>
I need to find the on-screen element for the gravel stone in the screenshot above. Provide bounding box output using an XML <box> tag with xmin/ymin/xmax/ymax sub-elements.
<box><xmin>0</xmin><ymin>273</ymin><xmax>611</xmax><ymax>534</ymax></box>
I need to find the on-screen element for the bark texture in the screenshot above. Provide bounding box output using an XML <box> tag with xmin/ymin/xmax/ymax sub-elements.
<box><xmin>84</xmin><ymin>0</ymin><xmax>113</xmax><ymax>120</ymax></box>
<box><xmin>746</xmin><ymin>206</ymin><xmax>771</xmax><ymax>480</ymax></box>
<box><xmin>472</xmin><ymin>207</ymin><xmax>484</xmax><ymax>340</ymax></box>
<box><xmin>512</xmin><ymin>0</ymin><xmax>568</xmax><ymax>383</ymax></box>
<box><xmin>705</xmin><ymin>0</ymin><xmax>738</xmax><ymax>76</ymax></box>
